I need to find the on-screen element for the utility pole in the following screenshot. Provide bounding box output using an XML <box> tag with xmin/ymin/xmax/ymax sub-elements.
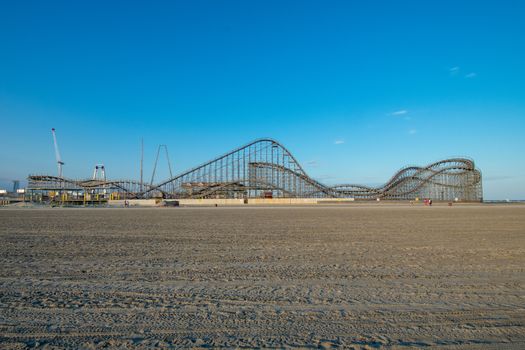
<box><xmin>140</xmin><ymin>138</ymin><xmax>144</xmax><ymax>192</ymax></box>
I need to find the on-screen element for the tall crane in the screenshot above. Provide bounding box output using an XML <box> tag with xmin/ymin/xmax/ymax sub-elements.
<box><xmin>51</xmin><ymin>128</ymin><xmax>65</xmax><ymax>178</ymax></box>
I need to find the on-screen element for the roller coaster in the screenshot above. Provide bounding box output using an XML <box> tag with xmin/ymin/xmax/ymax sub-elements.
<box><xmin>27</xmin><ymin>138</ymin><xmax>483</xmax><ymax>202</ymax></box>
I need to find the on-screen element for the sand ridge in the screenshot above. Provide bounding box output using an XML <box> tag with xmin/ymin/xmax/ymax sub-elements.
<box><xmin>0</xmin><ymin>205</ymin><xmax>524</xmax><ymax>348</ymax></box>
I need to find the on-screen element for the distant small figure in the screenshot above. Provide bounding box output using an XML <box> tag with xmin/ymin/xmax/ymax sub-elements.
<box><xmin>429</xmin><ymin>199</ymin><xmax>433</xmax><ymax>206</ymax></box>
<box><xmin>124</xmin><ymin>200</ymin><xmax>129</xmax><ymax>207</ymax></box>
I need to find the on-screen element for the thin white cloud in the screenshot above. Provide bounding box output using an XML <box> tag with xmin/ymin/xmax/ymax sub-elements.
<box><xmin>391</xmin><ymin>110</ymin><xmax>408</xmax><ymax>116</ymax></box>
<box><xmin>465</xmin><ymin>72</ymin><xmax>477</xmax><ymax>78</ymax></box>
<box><xmin>449</xmin><ymin>66</ymin><xmax>460</xmax><ymax>75</ymax></box>
<box><xmin>315</xmin><ymin>174</ymin><xmax>337</xmax><ymax>180</ymax></box>
<box><xmin>306</xmin><ymin>160</ymin><xmax>319</xmax><ymax>167</ymax></box>
<box><xmin>334</xmin><ymin>140</ymin><xmax>345</xmax><ymax>145</ymax></box>
<box><xmin>485</xmin><ymin>175</ymin><xmax>515</xmax><ymax>181</ymax></box>
<box><xmin>408</xmin><ymin>129</ymin><xmax>417</xmax><ymax>135</ymax></box>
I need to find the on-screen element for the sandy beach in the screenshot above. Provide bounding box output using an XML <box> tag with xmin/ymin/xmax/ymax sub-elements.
<box><xmin>1</xmin><ymin>205</ymin><xmax>524</xmax><ymax>348</ymax></box>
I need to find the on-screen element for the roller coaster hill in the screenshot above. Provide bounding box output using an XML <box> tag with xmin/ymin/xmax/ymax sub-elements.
<box><xmin>27</xmin><ymin>138</ymin><xmax>483</xmax><ymax>204</ymax></box>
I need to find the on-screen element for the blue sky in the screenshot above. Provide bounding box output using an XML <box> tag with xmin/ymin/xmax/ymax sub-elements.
<box><xmin>1</xmin><ymin>0</ymin><xmax>524</xmax><ymax>199</ymax></box>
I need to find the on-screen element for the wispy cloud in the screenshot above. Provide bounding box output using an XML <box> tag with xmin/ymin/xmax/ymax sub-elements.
<box><xmin>391</xmin><ymin>110</ymin><xmax>408</xmax><ymax>116</ymax></box>
<box><xmin>315</xmin><ymin>174</ymin><xmax>337</xmax><ymax>181</ymax></box>
<box><xmin>449</xmin><ymin>67</ymin><xmax>477</xmax><ymax>79</ymax></box>
<box><xmin>485</xmin><ymin>175</ymin><xmax>515</xmax><ymax>181</ymax></box>
<box><xmin>334</xmin><ymin>140</ymin><xmax>345</xmax><ymax>145</ymax></box>
<box><xmin>306</xmin><ymin>160</ymin><xmax>319</xmax><ymax>167</ymax></box>
<box><xmin>408</xmin><ymin>129</ymin><xmax>417</xmax><ymax>135</ymax></box>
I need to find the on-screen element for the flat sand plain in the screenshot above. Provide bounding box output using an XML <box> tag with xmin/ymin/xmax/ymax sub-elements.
<box><xmin>0</xmin><ymin>205</ymin><xmax>524</xmax><ymax>349</ymax></box>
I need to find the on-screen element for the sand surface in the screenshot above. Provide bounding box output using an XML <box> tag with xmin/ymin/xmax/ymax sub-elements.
<box><xmin>0</xmin><ymin>205</ymin><xmax>524</xmax><ymax>349</ymax></box>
